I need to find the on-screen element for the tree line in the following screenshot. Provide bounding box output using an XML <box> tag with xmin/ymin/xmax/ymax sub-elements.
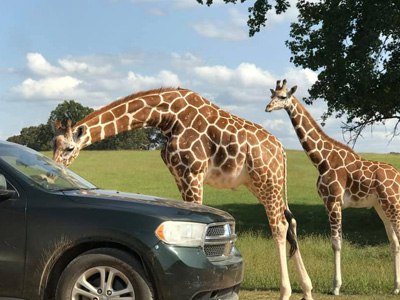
<box><xmin>7</xmin><ymin>100</ymin><xmax>165</xmax><ymax>151</ymax></box>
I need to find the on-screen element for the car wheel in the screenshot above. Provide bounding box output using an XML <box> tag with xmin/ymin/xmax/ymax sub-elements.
<box><xmin>56</xmin><ymin>248</ymin><xmax>154</xmax><ymax>300</ymax></box>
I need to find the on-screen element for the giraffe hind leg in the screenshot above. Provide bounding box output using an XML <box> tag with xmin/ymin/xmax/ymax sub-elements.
<box><xmin>375</xmin><ymin>203</ymin><xmax>400</xmax><ymax>294</ymax></box>
<box><xmin>246</xmin><ymin>175</ymin><xmax>312</xmax><ymax>299</ymax></box>
<box><xmin>286</xmin><ymin>209</ymin><xmax>314</xmax><ymax>300</ymax></box>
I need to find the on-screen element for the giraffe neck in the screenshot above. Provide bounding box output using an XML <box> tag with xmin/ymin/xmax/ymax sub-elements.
<box><xmin>286</xmin><ymin>97</ymin><xmax>352</xmax><ymax>167</ymax></box>
<box><xmin>74</xmin><ymin>92</ymin><xmax>177</xmax><ymax>148</ymax></box>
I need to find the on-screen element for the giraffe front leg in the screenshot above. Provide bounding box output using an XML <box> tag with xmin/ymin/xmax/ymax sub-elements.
<box><xmin>330</xmin><ymin>235</ymin><xmax>342</xmax><ymax>295</ymax></box>
<box><xmin>324</xmin><ymin>197</ymin><xmax>343</xmax><ymax>296</ymax></box>
<box><xmin>179</xmin><ymin>171</ymin><xmax>205</xmax><ymax>204</ymax></box>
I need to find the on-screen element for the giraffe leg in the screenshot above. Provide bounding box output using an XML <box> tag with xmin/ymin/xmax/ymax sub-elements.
<box><xmin>178</xmin><ymin>171</ymin><xmax>205</xmax><ymax>204</ymax></box>
<box><xmin>375</xmin><ymin>204</ymin><xmax>400</xmax><ymax>294</ymax></box>
<box><xmin>247</xmin><ymin>181</ymin><xmax>292</xmax><ymax>300</ymax></box>
<box><xmin>264</xmin><ymin>205</ymin><xmax>292</xmax><ymax>300</ymax></box>
<box><xmin>323</xmin><ymin>196</ymin><xmax>343</xmax><ymax>295</ymax></box>
<box><xmin>290</xmin><ymin>217</ymin><xmax>314</xmax><ymax>300</ymax></box>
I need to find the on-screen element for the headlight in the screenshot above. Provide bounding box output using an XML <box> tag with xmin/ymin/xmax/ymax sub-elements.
<box><xmin>155</xmin><ymin>221</ymin><xmax>207</xmax><ymax>247</ymax></box>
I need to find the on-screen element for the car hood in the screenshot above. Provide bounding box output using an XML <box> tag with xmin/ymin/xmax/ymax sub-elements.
<box><xmin>63</xmin><ymin>189</ymin><xmax>234</xmax><ymax>223</ymax></box>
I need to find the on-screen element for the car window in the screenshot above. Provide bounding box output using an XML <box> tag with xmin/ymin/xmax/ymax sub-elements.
<box><xmin>0</xmin><ymin>143</ymin><xmax>96</xmax><ymax>191</ymax></box>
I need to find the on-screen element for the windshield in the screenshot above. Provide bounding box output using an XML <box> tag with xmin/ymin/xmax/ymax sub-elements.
<box><xmin>0</xmin><ymin>142</ymin><xmax>96</xmax><ymax>191</ymax></box>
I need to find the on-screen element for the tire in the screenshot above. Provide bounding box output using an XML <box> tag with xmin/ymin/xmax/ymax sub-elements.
<box><xmin>56</xmin><ymin>248</ymin><xmax>154</xmax><ymax>300</ymax></box>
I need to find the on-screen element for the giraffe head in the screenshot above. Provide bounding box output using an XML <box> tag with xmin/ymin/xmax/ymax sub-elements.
<box><xmin>51</xmin><ymin>119</ymin><xmax>86</xmax><ymax>166</ymax></box>
<box><xmin>265</xmin><ymin>79</ymin><xmax>297</xmax><ymax>112</ymax></box>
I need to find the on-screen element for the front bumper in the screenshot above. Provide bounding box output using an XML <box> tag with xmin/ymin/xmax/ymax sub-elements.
<box><xmin>148</xmin><ymin>241</ymin><xmax>244</xmax><ymax>300</ymax></box>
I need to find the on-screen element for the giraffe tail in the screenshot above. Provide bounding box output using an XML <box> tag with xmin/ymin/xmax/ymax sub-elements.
<box><xmin>285</xmin><ymin>209</ymin><xmax>298</xmax><ymax>257</ymax></box>
<box><xmin>282</xmin><ymin>147</ymin><xmax>297</xmax><ymax>256</ymax></box>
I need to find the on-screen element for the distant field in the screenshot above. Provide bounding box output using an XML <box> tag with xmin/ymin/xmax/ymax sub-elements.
<box><xmin>46</xmin><ymin>149</ymin><xmax>400</xmax><ymax>299</ymax></box>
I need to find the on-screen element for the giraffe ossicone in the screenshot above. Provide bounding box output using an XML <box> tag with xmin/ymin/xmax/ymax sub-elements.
<box><xmin>52</xmin><ymin>87</ymin><xmax>314</xmax><ymax>300</ymax></box>
<box><xmin>266</xmin><ymin>79</ymin><xmax>400</xmax><ymax>295</ymax></box>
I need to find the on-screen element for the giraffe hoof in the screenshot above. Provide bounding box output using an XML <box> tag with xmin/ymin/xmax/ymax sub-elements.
<box><xmin>329</xmin><ymin>289</ymin><xmax>340</xmax><ymax>296</ymax></box>
<box><xmin>393</xmin><ymin>288</ymin><xmax>400</xmax><ymax>295</ymax></box>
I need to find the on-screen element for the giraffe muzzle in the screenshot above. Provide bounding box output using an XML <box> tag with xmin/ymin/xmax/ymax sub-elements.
<box><xmin>265</xmin><ymin>105</ymin><xmax>272</xmax><ymax>112</ymax></box>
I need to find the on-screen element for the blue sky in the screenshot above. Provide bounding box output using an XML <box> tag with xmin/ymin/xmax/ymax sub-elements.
<box><xmin>1</xmin><ymin>0</ymin><xmax>399</xmax><ymax>153</ymax></box>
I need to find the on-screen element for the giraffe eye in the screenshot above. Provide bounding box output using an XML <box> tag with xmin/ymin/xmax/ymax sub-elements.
<box><xmin>279</xmin><ymin>96</ymin><xmax>286</xmax><ymax>100</ymax></box>
<box><xmin>66</xmin><ymin>146</ymin><xmax>75</xmax><ymax>152</ymax></box>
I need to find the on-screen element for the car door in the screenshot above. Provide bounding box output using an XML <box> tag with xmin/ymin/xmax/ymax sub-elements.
<box><xmin>0</xmin><ymin>169</ymin><xmax>27</xmax><ymax>297</ymax></box>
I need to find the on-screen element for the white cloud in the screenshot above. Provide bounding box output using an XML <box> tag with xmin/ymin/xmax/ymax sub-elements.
<box><xmin>195</xmin><ymin>65</ymin><xmax>234</xmax><ymax>82</ymax></box>
<box><xmin>58</xmin><ymin>57</ymin><xmax>112</xmax><ymax>75</ymax></box>
<box><xmin>12</xmin><ymin>76</ymin><xmax>82</xmax><ymax>99</ymax></box>
<box><xmin>173</xmin><ymin>0</ymin><xmax>200</xmax><ymax>9</ymax></box>
<box><xmin>127</xmin><ymin>70</ymin><xmax>181</xmax><ymax>90</ymax></box>
<box><xmin>192</xmin><ymin>7</ymin><xmax>248</xmax><ymax>41</ymax></box>
<box><xmin>11</xmin><ymin>52</ymin><xmax>183</xmax><ymax>104</ymax></box>
<box><xmin>193</xmin><ymin>63</ymin><xmax>316</xmax><ymax>102</ymax></box>
<box><xmin>261</xmin><ymin>118</ymin><xmax>286</xmax><ymax>130</ymax></box>
<box><xmin>58</xmin><ymin>59</ymin><xmax>89</xmax><ymax>73</ymax></box>
<box><xmin>171</xmin><ymin>52</ymin><xmax>204</xmax><ymax>70</ymax></box>
<box><xmin>26</xmin><ymin>53</ymin><xmax>62</xmax><ymax>76</ymax></box>
<box><xmin>194</xmin><ymin>63</ymin><xmax>277</xmax><ymax>92</ymax></box>
<box><xmin>229</xmin><ymin>7</ymin><xmax>248</xmax><ymax>27</ymax></box>
<box><xmin>219</xmin><ymin>104</ymin><xmax>244</xmax><ymax>112</ymax></box>
<box><xmin>192</xmin><ymin>20</ymin><xmax>248</xmax><ymax>41</ymax></box>
<box><xmin>148</xmin><ymin>7</ymin><xmax>165</xmax><ymax>15</ymax></box>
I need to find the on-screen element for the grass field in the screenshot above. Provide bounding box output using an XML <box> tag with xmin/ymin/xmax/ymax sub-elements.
<box><xmin>49</xmin><ymin>149</ymin><xmax>400</xmax><ymax>299</ymax></box>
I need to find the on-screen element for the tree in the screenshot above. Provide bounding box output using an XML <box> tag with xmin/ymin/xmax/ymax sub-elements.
<box><xmin>48</xmin><ymin>100</ymin><xmax>94</xmax><ymax>128</ymax></box>
<box><xmin>198</xmin><ymin>0</ymin><xmax>400</xmax><ymax>144</ymax></box>
<box><xmin>288</xmin><ymin>0</ymin><xmax>400</xmax><ymax>144</ymax></box>
<box><xmin>7</xmin><ymin>124</ymin><xmax>52</xmax><ymax>151</ymax></box>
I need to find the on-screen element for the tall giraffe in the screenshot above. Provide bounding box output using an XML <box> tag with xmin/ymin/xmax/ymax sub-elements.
<box><xmin>52</xmin><ymin>87</ymin><xmax>314</xmax><ymax>300</ymax></box>
<box><xmin>266</xmin><ymin>79</ymin><xmax>400</xmax><ymax>295</ymax></box>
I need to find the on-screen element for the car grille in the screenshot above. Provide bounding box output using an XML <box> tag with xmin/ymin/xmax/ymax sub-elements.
<box><xmin>203</xmin><ymin>222</ymin><xmax>236</xmax><ymax>261</ymax></box>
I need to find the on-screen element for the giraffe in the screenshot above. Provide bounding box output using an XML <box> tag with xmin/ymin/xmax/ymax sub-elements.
<box><xmin>266</xmin><ymin>79</ymin><xmax>400</xmax><ymax>295</ymax></box>
<box><xmin>51</xmin><ymin>87</ymin><xmax>314</xmax><ymax>300</ymax></box>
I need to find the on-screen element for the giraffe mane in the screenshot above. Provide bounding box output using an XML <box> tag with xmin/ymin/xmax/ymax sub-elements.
<box><xmin>74</xmin><ymin>87</ymin><xmax>186</xmax><ymax>128</ymax></box>
<box><xmin>294</xmin><ymin>98</ymin><xmax>356</xmax><ymax>154</ymax></box>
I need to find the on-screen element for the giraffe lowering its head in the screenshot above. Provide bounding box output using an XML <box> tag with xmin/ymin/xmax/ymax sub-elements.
<box><xmin>51</xmin><ymin>119</ymin><xmax>85</xmax><ymax>166</ymax></box>
<box><xmin>266</xmin><ymin>79</ymin><xmax>400</xmax><ymax>295</ymax></box>
<box><xmin>52</xmin><ymin>87</ymin><xmax>314</xmax><ymax>300</ymax></box>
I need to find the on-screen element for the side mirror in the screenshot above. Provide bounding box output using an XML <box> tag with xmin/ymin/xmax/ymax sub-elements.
<box><xmin>0</xmin><ymin>174</ymin><xmax>16</xmax><ymax>201</ymax></box>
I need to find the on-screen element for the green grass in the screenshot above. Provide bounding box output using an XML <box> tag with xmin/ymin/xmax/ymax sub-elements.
<box><xmin>44</xmin><ymin>149</ymin><xmax>400</xmax><ymax>298</ymax></box>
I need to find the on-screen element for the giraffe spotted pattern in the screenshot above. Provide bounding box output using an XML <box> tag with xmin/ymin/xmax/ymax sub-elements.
<box><xmin>52</xmin><ymin>87</ymin><xmax>314</xmax><ymax>300</ymax></box>
<box><xmin>266</xmin><ymin>79</ymin><xmax>400</xmax><ymax>296</ymax></box>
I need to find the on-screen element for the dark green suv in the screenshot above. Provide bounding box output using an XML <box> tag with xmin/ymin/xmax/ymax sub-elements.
<box><xmin>0</xmin><ymin>141</ymin><xmax>243</xmax><ymax>300</ymax></box>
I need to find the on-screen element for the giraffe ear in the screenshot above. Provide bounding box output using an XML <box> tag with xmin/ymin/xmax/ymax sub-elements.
<box><xmin>74</xmin><ymin>125</ymin><xmax>86</xmax><ymax>141</ymax></box>
<box><xmin>270</xmin><ymin>89</ymin><xmax>275</xmax><ymax>95</ymax></box>
<box><xmin>52</xmin><ymin>120</ymin><xmax>63</xmax><ymax>133</ymax></box>
<box><xmin>289</xmin><ymin>86</ymin><xmax>297</xmax><ymax>96</ymax></box>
